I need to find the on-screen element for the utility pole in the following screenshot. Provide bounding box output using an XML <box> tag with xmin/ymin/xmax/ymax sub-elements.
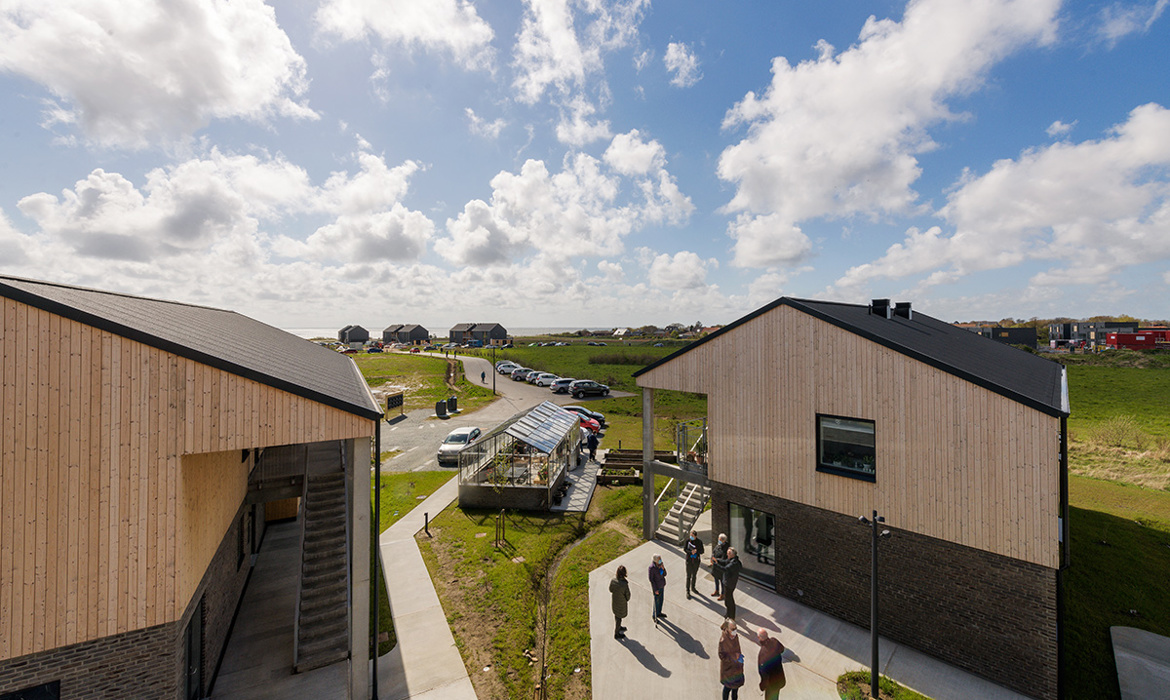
<box><xmin>858</xmin><ymin>510</ymin><xmax>890</xmax><ymax>699</ymax></box>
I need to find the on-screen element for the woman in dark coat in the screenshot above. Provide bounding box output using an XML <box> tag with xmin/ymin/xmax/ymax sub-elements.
<box><xmin>609</xmin><ymin>565</ymin><xmax>630</xmax><ymax>639</ymax></box>
<box><xmin>717</xmin><ymin>618</ymin><xmax>745</xmax><ymax>699</ymax></box>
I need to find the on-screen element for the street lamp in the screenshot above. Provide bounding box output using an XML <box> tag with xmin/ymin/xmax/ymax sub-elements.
<box><xmin>858</xmin><ymin>511</ymin><xmax>891</xmax><ymax>699</ymax></box>
<box><xmin>491</xmin><ymin>344</ymin><xmax>496</xmax><ymax>395</ymax></box>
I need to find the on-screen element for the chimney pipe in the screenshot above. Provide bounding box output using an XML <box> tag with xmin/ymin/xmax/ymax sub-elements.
<box><xmin>894</xmin><ymin>302</ymin><xmax>912</xmax><ymax>320</ymax></box>
<box><xmin>870</xmin><ymin>298</ymin><xmax>891</xmax><ymax>319</ymax></box>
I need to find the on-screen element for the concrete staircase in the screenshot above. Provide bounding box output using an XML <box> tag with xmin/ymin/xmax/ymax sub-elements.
<box><xmin>655</xmin><ymin>482</ymin><xmax>710</xmax><ymax>545</ymax></box>
<box><xmin>294</xmin><ymin>471</ymin><xmax>349</xmax><ymax>673</ymax></box>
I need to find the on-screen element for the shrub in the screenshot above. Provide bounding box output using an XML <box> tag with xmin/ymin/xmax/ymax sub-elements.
<box><xmin>1089</xmin><ymin>415</ymin><xmax>1146</xmax><ymax>449</ymax></box>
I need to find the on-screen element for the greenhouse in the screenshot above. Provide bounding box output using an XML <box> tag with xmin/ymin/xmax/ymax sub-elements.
<box><xmin>457</xmin><ymin>401</ymin><xmax>582</xmax><ymax>510</ymax></box>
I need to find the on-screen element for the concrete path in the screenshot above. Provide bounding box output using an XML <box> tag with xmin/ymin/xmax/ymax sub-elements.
<box><xmin>1112</xmin><ymin>626</ymin><xmax>1170</xmax><ymax>700</ymax></box>
<box><xmin>375</xmin><ymin>476</ymin><xmax>477</xmax><ymax>700</ymax></box>
<box><xmin>590</xmin><ymin>510</ymin><xmax>1031</xmax><ymax>700</ymax></box>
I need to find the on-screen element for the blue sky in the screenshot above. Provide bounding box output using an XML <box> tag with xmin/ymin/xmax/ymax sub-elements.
<box><xmin>1</xmin><ymin>0</ymin><xmax>1168</xmax><ymax>332</ymax></box>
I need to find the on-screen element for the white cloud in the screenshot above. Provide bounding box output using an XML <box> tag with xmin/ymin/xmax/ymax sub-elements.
<box><xmin>726</xmin><ymin>213</ymin><xmax>813</xmax><ymax>266</ymax></box>
<box><xmin>511</xmin><ymin>0</ymin><xmax>648</xmax><ymax>104</ymax></box>
<box><xmin>832</xmin><ymin>103</ymin><xmax>1170</xmax><ymax>294</ymax></box>
<box><xmin>717</xmin><ymin>0</ymin><xmax>1060</xmax><ymax>267</ymax></box>
<box><xmin>1098</xmin><ymin>0</ymin><xmax>1168</xmax><ymax>46</ymax></box>
<box><xmin>1046</xmin><ymin>120</ymin><xmax>1077</xmax><ymax>137</ymax></box>
<box><xmin>555</xmin><ymin>96</ymin><xmax>612</xmax><ymax>146</ymax></box>
<box><xmin>298</xmin><ymin>206</ymin><xmax>434</xmax><ymax>262</ymax></box>
<box><xmin>317</xmin><ymin>155</ymin><xmax>420</xmax><ymax>217</ymax></box>
<box><xmin>598</xmin><ymin>260</ymin><xmax>625</xmax><ymax>283</ymax></box>
<box><xmin>603</xmin><ymin>129</ymin><xmax>665</xmax><ymax>176</ymax></box>
<box><xmin>316</xmin><ymin>0</ymin><xmax>495</xmax><ymax>70</ymax></box>
<box><xmin>466</xmin><ymin>108</ymin><xmax>507</xmax><ymax>139</ymax></box>
<box><xmin>437</xmin><ymin>147</ymin><xmax>693</xmax><ymax>266</ymax></box>
<box><xmin>663</xmin><ymin>42</ymin><xmax>701</xmax><ymax>87</ymax></box>
<box><xmin>0</xmin><ymin>0</ymin><xmax>315</xmax><ymax>148</ymax></box>
<box><xmin>647</xmin><ymin>250</ymin><xmax>712</xmax><ymax>290</ymax></box>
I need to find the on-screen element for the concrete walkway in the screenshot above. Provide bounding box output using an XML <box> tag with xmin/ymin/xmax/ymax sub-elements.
<box><xmin>1112</xmin><ymin>626</ymin><xmax>1170</xmax><ymax>700</ymax></box>
<box><xmin>590</xmin><ymin>511</ymin><xmax>1031</xmax><ymax>700</ymax></box>
<box><xmin>375</xmin><ymin>475</ymin><xmax>477</xmax><ymax>700</ymax></box>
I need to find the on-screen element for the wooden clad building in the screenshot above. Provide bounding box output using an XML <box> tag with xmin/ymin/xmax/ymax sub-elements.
<box><xmin>0</xmin><ymin>276</ymin><xmax>382</xmax><ymax>700</ymax></box>
<box><xmin>634</xmin><ymin>297</ymin><xmax>1069</xmax><ymax>700</ymax></box>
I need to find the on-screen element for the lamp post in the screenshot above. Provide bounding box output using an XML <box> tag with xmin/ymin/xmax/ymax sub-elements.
<box><xmin>491</xmin><ymin>344</ymin><xmax>496</xmax><ymax>395</ymax></box>
<box><xmin>858</xmin><ymin>511</ymin><xmax>891</xmax><ymax>699</ymax></box>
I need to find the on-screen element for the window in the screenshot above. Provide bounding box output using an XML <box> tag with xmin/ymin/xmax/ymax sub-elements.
<box><xmin>728</xmin><ymin>503</ymin><xmax>775</xmax><ymax>586</ymax></box>
<box><xmin>817</xmin><ymin>415</ymin><xmax>876</xmax><ymax>482</ymax></box>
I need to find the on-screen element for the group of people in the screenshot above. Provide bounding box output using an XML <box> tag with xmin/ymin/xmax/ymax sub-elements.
<box><xmin>608</xmin><ymin>531</ymin><xmax>787</xmax><ymax>697</ymax></box>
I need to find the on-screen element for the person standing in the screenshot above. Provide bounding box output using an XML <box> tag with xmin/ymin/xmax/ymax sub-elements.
<box><xmin>586</xmin><ymin>430</ymin><xmax>599</xmax><ymax>462</ymax></box>
<box><xmin>757</xmin><ymin>628</ymin><xmax>786</xmax><ymax>699</ymax></box>
<box><xmin>718</xmin><ymin>618</ymin><xmax>745</xmax><ymax>700</ymax></box>
<box><xmin>648</xmin><ymin>554</ymin><xmax>667</xmax><ymax>622</ymax></box>
<box><xmin>683</xmin><ymin>530</ymin><xmax>705</xmax><ymax>599</ymax></box>
<box><xmin>711</xmin><ymin>533</ymin><xmax>729</xmax><ymax>598</ymax></box>
<box><xmin>480</xmin><ymin>370</ymin><xmax>486</xmax><ymax>384</ymax></box>
<box><xmin>609</xmin><ymin>565</ymin><xmax>630</xmax><ymax>640</ymax></box>
<box><xmin>714</xmin><ymin>547</ymin><xmax>742</xmax><ymax>619</ymax></box>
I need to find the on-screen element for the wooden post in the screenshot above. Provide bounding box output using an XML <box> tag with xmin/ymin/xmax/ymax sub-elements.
<box><xmin>642</xmin><ymin>388</ymin><xmax>656</xmax><ymax>540</ymax></box>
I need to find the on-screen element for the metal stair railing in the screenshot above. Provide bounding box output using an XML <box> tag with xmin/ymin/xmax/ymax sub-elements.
<box><xmin>673</xmin><ymin>484</ymin><xmax>709</xmax><ymax>544</ymax></box>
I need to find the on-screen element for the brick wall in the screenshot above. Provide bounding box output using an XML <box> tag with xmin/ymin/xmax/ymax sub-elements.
<box><xmin>0</xmin><ymin>622</ymin><xmax>179</xmax><ymax>699</ymax></box>
<box><xmin>0</xmin><ymin>502</ymin><xmax>254</xmax><ymax>700</ymax></box>
<box><xmin>712</xmin><ymin>481</ymin><xmax>1059</xmax><ymax>700</ymax></box>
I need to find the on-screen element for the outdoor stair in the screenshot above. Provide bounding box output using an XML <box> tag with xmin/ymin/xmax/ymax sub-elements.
<box><xmin>295</xmin><ymin>471</ymin><xmax>350</xmax><ymax>673</ymax></box>
<box><xmin>655</xmin><ymin>482</ymin><xmax>711</xmax><ymax>545</ymax></box>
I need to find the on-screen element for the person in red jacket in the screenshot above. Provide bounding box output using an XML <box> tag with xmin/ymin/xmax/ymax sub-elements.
<box><xmin>756</xmin><ymin>627</ymin><xmax>786</xmax><ymax>699</ymax></box>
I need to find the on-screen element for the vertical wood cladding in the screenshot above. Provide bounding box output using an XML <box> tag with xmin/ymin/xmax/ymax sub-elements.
<box><xmin>0</xmin><ymin>298</ymin><xmax>373</xmax><ymax>662</ymax></box>
<box><xmin>712</xmin><ymin>482</ymin><xmax>1058</xmax><ymax>700</ymax></box>
<box><xmin>637</xmin><ymin>303</ymin><xmax>1061</xmax><ymax>569</ymax></box>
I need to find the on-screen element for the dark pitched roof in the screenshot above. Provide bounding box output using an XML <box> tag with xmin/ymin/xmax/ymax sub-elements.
<box><xmin>0</xmin><ymin>275</ymin><xmax>382</xmax><ymax>420</ymax></box>
<box><xmin>450</xmin><ymin>323</ymin><xmax>475</xmax><ymax>332</ymax></box>
<box><xmin>383</xmin><ymin>324</ymin><xmax>404</xmax><ymax>333</ymax></box>
<box><xmin>399</xmin><ymin>324</ymin><xmax>426</xmax><ymax>334</ymax></box>
<box><xmin>474</xmin><ymin>323</ymin><xmax>505</xmax><ymax>332</ymax></box>
<box><xmin>635</xmin><ymin>297</ymin><xmax>1067</xmax><ymax>418</ymax></box>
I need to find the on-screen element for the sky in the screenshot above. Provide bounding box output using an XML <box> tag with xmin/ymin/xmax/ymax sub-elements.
<box><xmin>1</xmin><ymin>0</ymin><xmax>1168</xmax><ymax>333</ymax></box>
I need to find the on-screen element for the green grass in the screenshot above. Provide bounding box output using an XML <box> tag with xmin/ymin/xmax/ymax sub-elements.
<box><xmin>418</xmin><ymin>485</ymin><xmax>649</xmax><ymax>699</ymax></box>
<box><xmin>369</xmin><ymin>471</ymin><xmax>456</xmax><ymax>655</ymax></box>
<box><xmin>1064</xmin><ymin>475</ymin><xmax>1170</xmax><ymax>699</ymax></box>
<box><xmin>837</xmin><ymin>670</ymin><xmax>933</xmax><ymax>699</ymax></box>
<box><xmin>1065</xmin><ymin>365</ymin><xmax>1170</xmax><ymax>439</ymax></box>
<box><xmin>353</xmin><ymin>352</ymin><xmax>496</xmax><ymax>413</ymax></box>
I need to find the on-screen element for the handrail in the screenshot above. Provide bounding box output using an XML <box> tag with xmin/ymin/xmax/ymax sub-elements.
<box><xmin>675</xmin><ymin>483</ymin><xmax>709</xmax><ymax>542</ymax></box>
<box><xmin>654</xmin><ymin>477</ymin><xmax>675</xmax><ymax>508</ymax></box>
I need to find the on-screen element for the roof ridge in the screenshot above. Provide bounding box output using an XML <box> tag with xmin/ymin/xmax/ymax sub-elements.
<box><xmin>0</xmin><ymin>274</ymin><xmax>235</xmax><ymax>315</ymax></box>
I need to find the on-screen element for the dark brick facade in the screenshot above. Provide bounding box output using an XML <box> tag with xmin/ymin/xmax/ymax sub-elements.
<box><xmin>712</xmin><ymin>481</ymin><xmax>1059</xmax><ymax>700</ymax></box>
<box><xmin>0</xmin><ymin>502</ymin><xmax>255</xmax><ymax>700</ymax></box>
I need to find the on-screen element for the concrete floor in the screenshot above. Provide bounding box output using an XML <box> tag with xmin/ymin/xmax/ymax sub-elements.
<box><xmin>209</xmin><ymin>521</ymin><xmax>348</xmax><ymax>700</ymax></box>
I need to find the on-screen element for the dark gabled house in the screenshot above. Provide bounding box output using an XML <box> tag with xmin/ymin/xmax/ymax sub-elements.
<box><xmin>340</xmin><ymin>324</ymin><xmax>369</xmax><ymax>345</ymax></box>
<box><xmin>449</xmin><ymin>323</ymin><xmax>475</xmax><ymax>344</ymax></box>
<box><xmin>382</xmin><ymin>324</ymin><xmax>404</xmax><ymax>344</ymax></box>
<box><xmin>0</xmin><ymin>276</ymin><xmax>381</xmax><ymax>700</ymax></box>
<box><xmin>965</xmin><ymin>325</ymin><xmax>1038</xmax><ymax>347</ymax></box>
<box><xmin>634</xmin><ymin>297</ymin><xmax>1068</xmax><ymax>700</ymax></box>
<box><xmin>396</xmin><ymin>324</ymin><xmax>429</xmax><ymax>344</ymax></box>
<box><xmin>470</xmin><ymin>322</ymin><xmax>508</xmax><ymax>346</ymax></box>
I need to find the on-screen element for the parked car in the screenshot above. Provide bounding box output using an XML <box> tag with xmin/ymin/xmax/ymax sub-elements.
<box><xmin>410</xmin><ymin>347</ymin><xmax>420</xmax><ymax>353</ymax></box>
<box><xmin>366</xmin><ymin>346</ymin><xmax>383</xmax><ymax>353</ymax></box>
<box><xmin>510</xmin><ymin>367</ymin><xmax>534</xmax><ymax>381</ymax></box>
<box><xmin>562</xmin><ymin>405</ymin><xmax>605</xmax><ymax>425</ymax></box>
<box><xmin>653</xmin><ymin>342</ymin><xmax>665</xmax><ymax>347</ymax></box>
<box><xmin>550</xmin><ymin>377</ymin><xmax>576</xmax><ymax>394</ymax></box>
<box><xmin>423</xmin><ymin>345</ymin><xmax>438</xmax><ymax>351</ymax></box>
<box><xmin>436</xmin><ymin>426</ymin><xmax>481</xmax><ymax>467</ymax></box>
<box><xmin>497</xmin><ymin>363</ymin><xmax>519</xmax><ymax>375</ymax></box>
<box><xmin>527</xmin><ymin>371</ymin><xmax>546</xmax><ymax>384</ymax></box>
<box><xmin>501</xmin><ymin>343</ymin><xmax>514</xmax><ymax>348</ymax></box>
<box><xmin>339</xmin><ymin>347</ymin><xmax>358</xmax><ymax>354</ymax></box>
<box><xmin>577</xmin><ymin>416</ymin><xmax>601</xmax><ymax>432</ymax></box>
<box><xmin>532</xmin><ymin>372</ymin><xmax>558</xmax><ymax>387</ymax></box>
<box><xmin>569</xmin><ymin>379</ymin><xmax>609</xmax><ymax>399</ymax></box>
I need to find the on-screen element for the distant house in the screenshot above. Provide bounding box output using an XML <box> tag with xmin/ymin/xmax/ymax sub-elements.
<box><xmin>0</xmin><ymin>275</ymin><xmax>381</xmax><ymax>700</ymax></box>
<box><xmin>471</xmin><ymin>322</ymin><xmax>508</xmax><ymax>346</ymax></box>
<box><xmin>613</xmin><ymin>328</ymin><xmax>629</xmax><ymax>337</ymax></box>
<box><xmin>449</xmin><ymin>322</ymin><xmax>475</xmax><ymax>344</ymax></box>
<box><xmin>339</xmin><ymin>324</ymin><xmax>369</xmax><ymax>344</ymax></box>
<box><xmin>1107</xmin><ymin>330</ymin><xmax>1170</xmax><ymax>350</ymax></box>
<box><xmin>1051</xmin><ymin>320</ymin><xmax>1135</xmax><ymax>348</ymax></box>
<box><xmin>395</xmin><ymin>324</ymin><xmax>429</xmax><ymax>344</ymax></box>
<box><xmin>964</xmin><ymin>325</ymin><xmax>1037</xmax><ymax>348</ymax></box>
<box><xmin>634</xmin><ymin>297</ymin><xmax>1068</xmax><ymax>700</ymax></box>
<box><xmin>382</xmin><ymin>324</ymin><xmax>404</xmax><ymax>344</ymax></box>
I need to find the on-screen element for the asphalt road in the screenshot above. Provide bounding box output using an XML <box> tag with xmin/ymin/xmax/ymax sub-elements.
<box><xmin>375</xmin><ymin>352</ymin><xmax>627</xmax><ymax>473</ymax></box>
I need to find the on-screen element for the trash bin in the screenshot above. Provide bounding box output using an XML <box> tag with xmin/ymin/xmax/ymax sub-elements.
<box><xmin>446</xmin><ymin>396</ymin><xmax>458</xmax><ymax>412</ymax></box>
<box><xmin>435</xmin><ymin>399</ymin><xmax>447</xmax><ymax>417</ymax></box>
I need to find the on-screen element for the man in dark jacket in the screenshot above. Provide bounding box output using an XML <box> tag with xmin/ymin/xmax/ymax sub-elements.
<box><xmin>713</xmin><ymin>546</ymin><xmax>742</xmax><ymax>619</ymax></box>
<box><xmin>609</xmin><ymin>565</ymin><xmax>630</xmax><ymax>639</ymax></box>
<box><xmin>683</xmin><ymin>530</ymin><xmax>704</xmax><ymax>599</ymax></box>
<box><xmin>648</xmin><ymin>554</ymin><xmax>667</xmax><ymax>622</ymax></box>
<box><xmin>710</xmin><ymin>533</ymin><xmax>729</xmax><ymax>597</ymax></box>
<box><xmin>757</xmin><ymin>627</ymin><xmax>786</xmax><ymax>699</ymax></box>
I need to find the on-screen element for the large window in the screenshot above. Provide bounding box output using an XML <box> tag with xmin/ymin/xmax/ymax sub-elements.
<box><xmin>728</xmin><ymin>503</ymin><xmax>775</xmax><ymax>586</ymax></box>
<box><xmin>817</xmin><ymin>414</ymin><xmax>876</xmax><ymax>482</ymax></box>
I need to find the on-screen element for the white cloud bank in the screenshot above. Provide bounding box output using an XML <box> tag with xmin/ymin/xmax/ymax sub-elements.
<box><xmin>717</xmin><ymin>0</ymin><xmax>1060</xmax><ymax>267</ymax></box>
<box><xmin>0</xmin><ymin>0</ymin><xmax>315</xmax><ymax>148</ymax></box>
<box><xmin>663</xmin><ymin>42</ymin><xmax>701</xmax><ymax>87</ymax></box>
<box><xmin>316</xmin><ymin>0</ymin><xmax>495</xmax><ymax>69</ymax></box>
<box><xmin>833</xmin><ymin>103</ymin><xmax>1170</xmax><ymax>296</ymax></box>
<box><xmin>1098</xmin><ymin>0</ymin><xmax>1168</xmax><ymax>46</ymax></box>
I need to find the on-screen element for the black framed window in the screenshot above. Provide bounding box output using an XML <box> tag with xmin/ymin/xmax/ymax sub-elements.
<box><xmin>817</xmin><ymin>414</ymin><xmax>876</xmax><ymax>482</ymax></box>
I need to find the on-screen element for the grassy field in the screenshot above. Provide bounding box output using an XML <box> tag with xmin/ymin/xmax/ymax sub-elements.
<box><xmin>417</xmin><ymin>484</ymin><xmax>649</xmax><ymax>700</ymax></box>
<box><xmin>369</xmin><ymin>471</ymin><xmax>456</xmax><ymax>655</ymax></box>
<box><xmin>353</xmin><ymin>352</ymin><xmax>496</xmax><ymax>413</ymax></box>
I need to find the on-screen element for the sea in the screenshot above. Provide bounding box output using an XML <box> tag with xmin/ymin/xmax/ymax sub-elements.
<box><xmin>284</xmin><ymin>327</ymin><xmax>614</xmax><ymax>340</ymax></box>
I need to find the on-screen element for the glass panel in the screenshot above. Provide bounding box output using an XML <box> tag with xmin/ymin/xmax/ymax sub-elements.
<box><xmin>728</xmin><ymin>503</ymin><xmax>775</xmax><ymax>587</ymax></box>
<box><xmin>818</xmin><ymin>416</ymin><xmax>876</xmax><ymax>477</ymax></box>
